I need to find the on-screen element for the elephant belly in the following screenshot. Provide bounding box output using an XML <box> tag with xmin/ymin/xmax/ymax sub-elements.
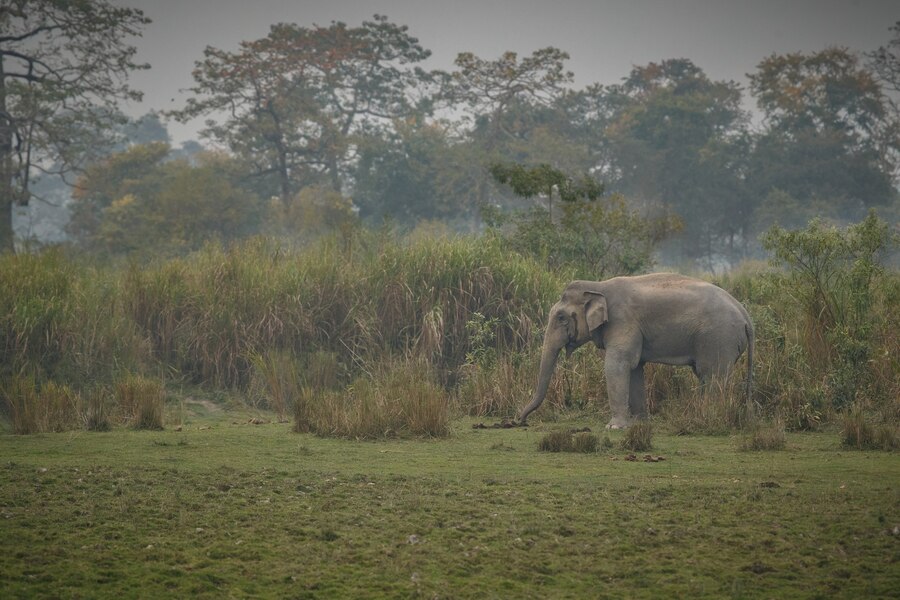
<box><xmin>640</xmin><ymin>338</ymin><xmax>696</xmax><ymax>366</ymax></box>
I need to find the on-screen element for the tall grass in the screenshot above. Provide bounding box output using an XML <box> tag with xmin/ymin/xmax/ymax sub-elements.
<box><xmin>1</xmin><ymin>218</ymin><xmax>897</xmax><ymax>436</ymax></box>
<box><xmin>115</xmin><ymin>375</ymin><xmax>165</xmax><ymax>430</ymax></box>
<box><xmin>296</xmin><ymin>361</ymin><xmax>450</xmax><ymax>439</ymax></box>
<box><xmin>0</xmin><ymin>375</ymin><xmax>80</xmax><ymax>434</ymax></box>
<box><xmin>655</xmin><ymin>370</ymin><xmax>751</xmax><ymax>435</ymax></box>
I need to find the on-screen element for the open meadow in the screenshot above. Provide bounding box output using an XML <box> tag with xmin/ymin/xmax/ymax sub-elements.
<box><xmin>1</xmin><ymin>406</ymin><xmax>898</xmax><ymax>599</ymax></box>
<box><xmin>2</xmin><ymin>224</ymin><xmax>898</xmax><ymax>598</ymax></box>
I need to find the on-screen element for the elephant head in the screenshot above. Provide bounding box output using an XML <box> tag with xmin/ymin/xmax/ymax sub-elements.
<box><xmin>517</xmin><ymin>283</ymin><xmax>607</xmax><ymax>424</ymax></box>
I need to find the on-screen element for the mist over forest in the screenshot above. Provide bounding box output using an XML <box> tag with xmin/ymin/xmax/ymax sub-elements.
<box><xmin>3</xmin><ymin>6</ymin><xmax>898</xmax><ymax>271</ymax></box>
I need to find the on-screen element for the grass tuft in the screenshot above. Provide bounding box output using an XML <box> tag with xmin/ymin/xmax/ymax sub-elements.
<box><xmin>739</xmin><ymin>419</ymin><xmax>786</xmax><ymax>451</ymax></box>
<box><xmin>620</xmin><ymin>420</ymin><xmax>653</xmax><ymax>452</ymax></box>
<box><xmin>115</xmin><ymin>375</ymin><xmax>165</xmax><ymax>430</ymax></box>
<box><xmin>81</xmin><ymin>387</ymin><xmax>111</xmax><ymax>432</ymax></box>
<box><xmin>841</xmin><ymin>408</ymin><xmax>899</xmax><ymax>451</ymax></box>
<box><xmin>538</xmin><ymin>430</ymin><xmax>601</xmax><ymax>453</ymax></box>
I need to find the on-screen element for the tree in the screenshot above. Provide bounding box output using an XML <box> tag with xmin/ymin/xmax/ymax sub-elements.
<box><xmin>70</xmin><ymin>144</ymin><xmax>261</xmax><ymax>255</ymax></box>
<box><xmin>867</xmin><ymin>21</ymin><xmax>900</xmax><ymax>96</ymax></box>
<box><xmin>487</xmin><ymin>161</ymin><xmax>677</xmax><ymax>277</ymax></box>
<box><xmin>171</xmin><ymin>15</ymin><xmax>432</xmax><ymax>203</ymax></box>
<box><xmin>441</xmin><ymin>48</ymin><xmax>575</xmax><ymax>213</ymax></box>
<box><xmin>748</xmin><ymin>48</ymin><xmax>900</xmax><ymax>226</ymax></box>
<box><xmin>0</xmin><ymin>0</ymin><xmax>150</xmax><ymax>252</ymax></box>
<box><xmin>352</xmin><ymin>117</ymin><xmax>475</xmax><ymax>226</ymax></box>
<box><xmin>488</xmin><ymin>161</ymin><xmax>602</xmax><ymax>222</ymax></box>
<box><xmin>586</xmin><ymin>59</ymin><xmax>750</xmax><ymax>266</ymax></box>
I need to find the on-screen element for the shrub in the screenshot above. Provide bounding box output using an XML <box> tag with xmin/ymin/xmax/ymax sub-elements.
<box><xmin>292</xmin><ymin>386</ymin><xmax>315</xmax><ymax>434</ymax></box>
<box><xmin>620</xmin><ymin>421</ymin><xmax>653</xmax><ymax>452</ymax></box>
<box><xmin>116</xmin><ymin>375</ymin><xmax>165</xmax><ymax>430</ymax></box>
<box><xmin>762</xmin><ymin>212</ymin><xmax>896</xmax><ymax>409</ymax></box>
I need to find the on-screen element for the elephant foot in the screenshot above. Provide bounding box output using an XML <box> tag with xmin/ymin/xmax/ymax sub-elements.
<box><xmin>606</xmin><ymin>417</ymin><xmax>633</xmax><ymax>430</ymax></box>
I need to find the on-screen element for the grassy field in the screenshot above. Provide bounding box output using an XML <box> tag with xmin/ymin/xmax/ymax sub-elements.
<box><xmin>1</xmin><ymin>403</ymin><xmax>897</xmax><ymax>599</ymax></box>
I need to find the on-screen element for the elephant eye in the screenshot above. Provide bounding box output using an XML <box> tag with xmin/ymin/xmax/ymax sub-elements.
<box><xmin>556</xmin><ymin>313</ymin><xmax>566</xmax><ymax>322</ymax></box>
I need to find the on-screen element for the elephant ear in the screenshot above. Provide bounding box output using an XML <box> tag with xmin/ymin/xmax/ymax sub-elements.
<box><xmin>583</xmin><ymin>291</ymin><xmax>607</xmax><ymax>331</ymax></box>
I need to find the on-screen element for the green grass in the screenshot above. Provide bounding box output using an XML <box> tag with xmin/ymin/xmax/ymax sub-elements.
<box><xmin>1</xmin><ymin>410</ymin><xmax>897</xmax><ymax>599</ymax></box>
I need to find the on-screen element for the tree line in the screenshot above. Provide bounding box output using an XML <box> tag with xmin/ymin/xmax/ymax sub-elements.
<box><xmin>2</xmin><ymin>2</ymin><xmax>899</xmax><ymax>268</ymax></box>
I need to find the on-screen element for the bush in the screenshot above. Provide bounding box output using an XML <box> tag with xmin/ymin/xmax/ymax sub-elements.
<box><xmin>762</xmin><ymin>212</ymin><xmax>896</xmax><ymax>410</ymax></box>
<box><xmin>249</xmin><ymin>350</ymin><xmax>301</xmax><ymax>422</ymax></box>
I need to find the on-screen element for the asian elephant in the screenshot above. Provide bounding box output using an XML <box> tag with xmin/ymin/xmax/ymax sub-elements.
<box><xmin>518</xmin><ymin>274</ymin><xmax>754</xmax><ymax>429</ymax></box>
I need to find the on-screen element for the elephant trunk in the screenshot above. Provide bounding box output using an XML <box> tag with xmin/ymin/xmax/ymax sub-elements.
<box><xmin>518</xmin><ymin>342</ymin><xmax>561</xmax><ymax>424</ymax></box>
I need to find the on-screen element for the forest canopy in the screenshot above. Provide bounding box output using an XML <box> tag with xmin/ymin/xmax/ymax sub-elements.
<box><xmin>2</xmin><ymin>4</ymin><xmax>898</xmax><ymax>269</ymax></box>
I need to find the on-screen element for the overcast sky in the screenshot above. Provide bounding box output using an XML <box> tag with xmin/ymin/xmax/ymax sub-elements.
<box><xmin>115</xmin><ymin>0</ymin><xmax>899</xmax><ymax>144</ymax></box>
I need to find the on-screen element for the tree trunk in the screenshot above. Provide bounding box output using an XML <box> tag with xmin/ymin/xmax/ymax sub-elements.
<box><xmin>1</xmin><ymin>57</ymin><xmax>18</xmax><ymax>253</ymax></box>
<box><xmin>0</xmin><ymin>195</ymin><xmax>13</xmax><ymax>253</ymax></box>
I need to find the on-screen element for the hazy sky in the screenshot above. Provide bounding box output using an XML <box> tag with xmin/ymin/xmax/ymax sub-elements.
<box><xmin>116</xmin><ymin>0</ymin><xmax>899</xmax><ymax>144</ymax></box>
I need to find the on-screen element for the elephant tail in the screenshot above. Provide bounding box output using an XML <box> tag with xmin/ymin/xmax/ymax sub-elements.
<box><xmin>744</xmin><ymin>321</ymin><xmax>754</xmax><ymax>409</ymax></box>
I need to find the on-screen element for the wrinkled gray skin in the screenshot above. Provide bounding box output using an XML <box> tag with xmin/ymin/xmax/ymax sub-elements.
<box><xmin>518</xmin><ymin>274</ymin><xmax>754</xmax><ymax>429</ymax></box>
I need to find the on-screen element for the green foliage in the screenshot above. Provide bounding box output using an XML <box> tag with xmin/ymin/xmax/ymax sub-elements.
<box><xmin>263</xmin><ymin>185</ymin><xmax>358</xmax><ymax>245</ymax></box>
<box><xmin>748</xmin><ymin>48</ymin><xmax>900</xmax><ymax>228</ymax></box>
<box><xmin>0</xmin><ymin>249</ymin><xmax>72</xmax><ymax>378</ymax></box>
<box><xmin>584</xmin><ymin>59</ymin><xmax>750</xmax><ymax>264</ymax></box>
<box><xmin>71</xmin><ymin>145</ymin><xmax>263</xmax><ymax>256</ymax></box>
<box><xmin>353</xmin><ymin>119</ymin><xmax>479</xmax><ymax>226</ymax></box>
<box><xmin>762</xmin><ymin>211</ymin><xmax>896</xmax><ymax>408</ymax></box>
<box><xmin>490</xmin><ymin>193</ymin><xmax>680</xmax><ymax>279</ymax></box>
<box><xmin>489</xmin><ymin>161</ymin><xmax>603</xmax><ymax>221</ymax></box>
<box><xmin>463</xmin><ymin>312</ymin><xmax>500</xmax><ymax>369</ymax></box>
<box><xmin>0</xmin><ymin>375</ymin><xmax>79</xmax><ymax>434</ymax></box>
<box><xmin>2</xmin><ymin>215</ymin><xmax>896</xmax><ymax>434</ymax></box>
<box><xmin>82</xmin><ymin>387</ymin><xmax>112</xmax><ymax>432</ymax></box>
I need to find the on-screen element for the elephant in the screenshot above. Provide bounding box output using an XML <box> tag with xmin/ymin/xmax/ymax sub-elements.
<box><xmin>518</xmin><ymin>273</ymin><xmax>754</xmax><ymax>429</ymax></box>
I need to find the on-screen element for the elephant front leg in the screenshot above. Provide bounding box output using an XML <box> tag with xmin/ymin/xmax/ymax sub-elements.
<box><xmin>629</xmin><ymin>364</ymin><xmax>647</xmax><ymax>419</ymax></box>
<box><xmin>604</xmin><ymin>357</ymin><xmax>632</xmax><ymax>429</ymax></box>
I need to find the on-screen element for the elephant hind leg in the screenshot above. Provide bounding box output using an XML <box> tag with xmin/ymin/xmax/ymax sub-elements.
<box><xmin>629</xmin><ymin>364</ymin><xmax>647</xmax><ymax>419</ymax></box>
